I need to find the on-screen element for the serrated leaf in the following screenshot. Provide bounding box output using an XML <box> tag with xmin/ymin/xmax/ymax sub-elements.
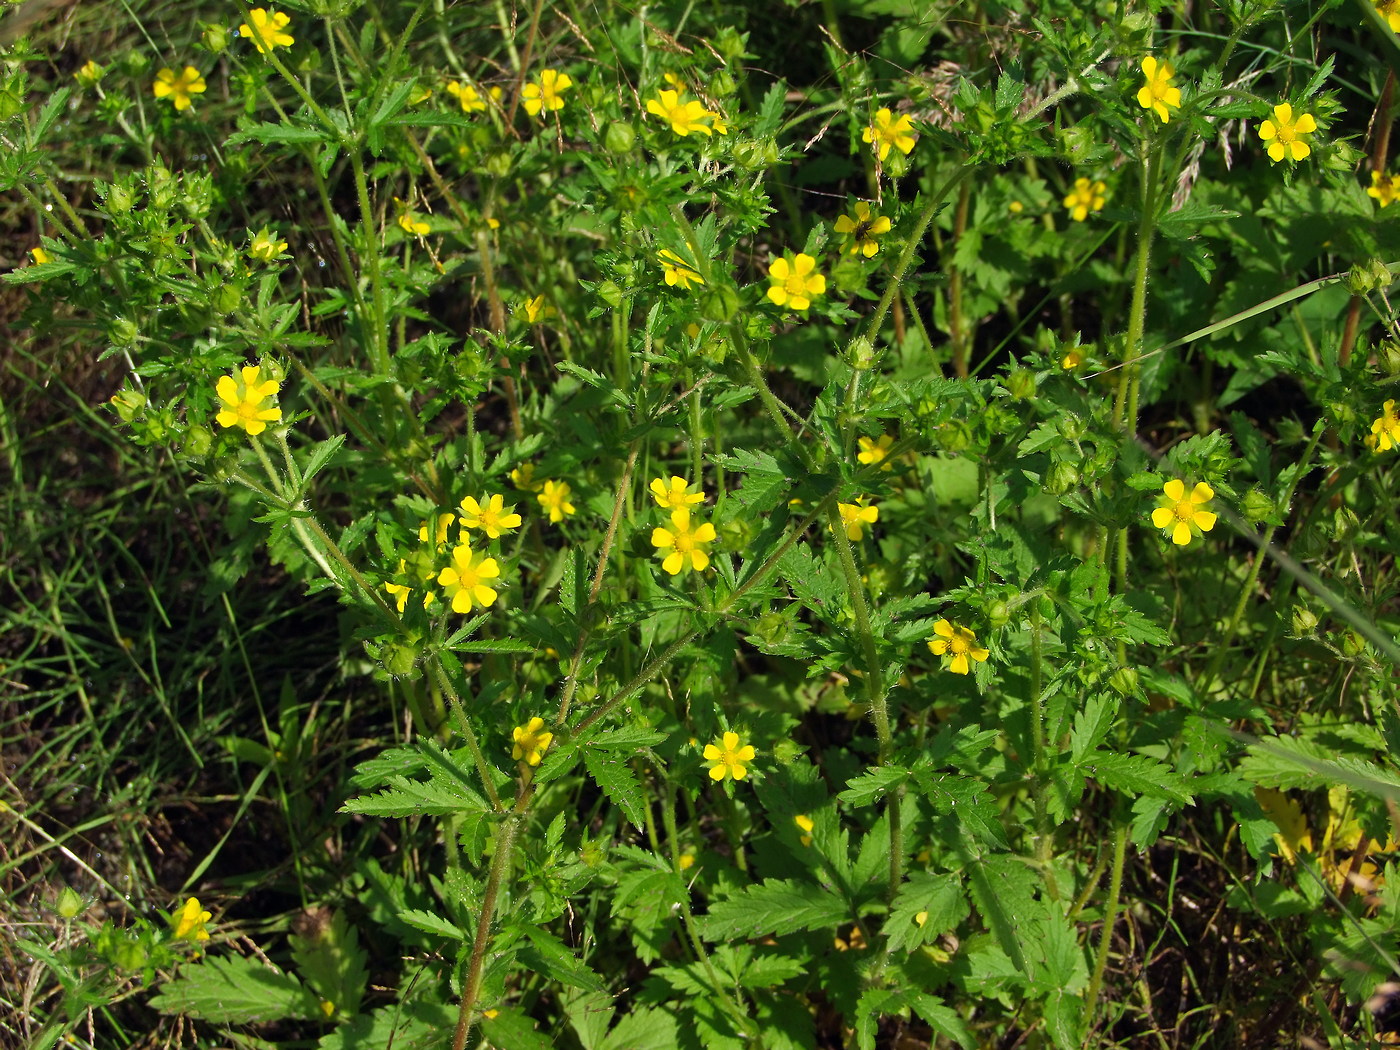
<box><xmin>299</xmin><ymin>434</ymin><xmax>346</xmax><ymax>486</ymax></box>
<box><xmin>289</xmin><ymin>909</ymin><xmax>369</xmax><ymax>1016</ymax></box>
<box><xmin>316</xmin><ymin>1001</ymin><xmax>456</xmax><ymax>1050</ymax></box>
<box><xmin>396</xmin><ymin>908</ymin><xmax>464</xmax><ymax>941</ymax></box>
<box><xmin>1079</xmin><ymin>750</ymin><xmax>1193</xmax><ymax>805</ymax></box>
<box><xmin>583</xmin><ymin>749</ymin><xmax>648</xmax><ymax>830</ymax></box>
<box><xmin>340</xmin><ymin>770</ymin><xmax>487</xmax><ymax>817</ymax></box>
<box><xmin>838</xmin><ymin>765</ymin><xmax>910</xmax><ymax>805</ymax></box>
<box><xmin>882</xmin><ymin>872</ymin><xmax>968</xmax><ymax>952</ymax></box>
<box><xmin>149</xmin><ymin>955</ymin><xmax>319</xmax><ymax>1023</ymax></box>
<box><xmin>481</xmin><ymin>1005</ymin><xmax>555</xmax><ymax>1050</ymax></box>
<box><xmin>227</xmin><ymin>121</ymin><xmax>328</xmax><ymax>146</ymax></box>
<box><xmin>599</xmin><ymin>1006</ymin><xmax>680</xmax><ymax>1050</ymax></box>
<box><xmin>697</xmin><ymin>879</ymin><xmax>848</xmax><ymax>940</ymax></box>
<box><xmin>518</xmin><ymin>927</ymin><xmax>607</xmax><ymax>993</ymax></box>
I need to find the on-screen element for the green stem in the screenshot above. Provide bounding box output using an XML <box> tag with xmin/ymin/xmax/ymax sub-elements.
<box><xmin>451</xmin><ymin>804</ymin><xmax>523</xmax><ymax>1050</ymax></box>
<box><xmin>430</xmin><ymin>659</ymin><xmax>504</xmax><ymax>811</ymax></box>
<box><xmin>1082</xmin><ymin>822</ymin><xmax>1129</xmax><ymax>1033</ymax></box>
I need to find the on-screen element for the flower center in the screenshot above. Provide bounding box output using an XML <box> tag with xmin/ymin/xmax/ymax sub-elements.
<box><xmin>235</xmin><ymin>399</ymin><xmax>259</xmax><ymax>422</ymax></box>
<box><xmin>1276</xmin><ymin>121</ymin><xmax>1297</xmax><ymax>143</ymax></box>
<box><xmin>784</xmin><ymin>273</ymin><xmax>807</xmax><ymax>296</ymax></box>
<box><xmin>1171</xmin><ymin>499</ymin><xmax>1196</xmax><ymax>523</ymax></box>
<box><xmin>672</xmin><ymin>531</ymin><xmax>696</xmax><ymax>553</ymax></box>
<box><xmin>948</xmin><ymin>635</ymin><xmax>969</xmax><ymax>656</ymax></box>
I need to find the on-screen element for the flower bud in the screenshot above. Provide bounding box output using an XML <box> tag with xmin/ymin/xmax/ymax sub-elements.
<box><xmin>1045</xmin><ymin>461</ymin><xmax>1079</xmax><ymax>495</ymax></box>
<box><xmin>1377</xmin><ymin>340</ymin><xmax>1400</xmax><ymax>376</ymax></box>
<box><xmin>1242</xmin><ymin>489</ymin><xmax>1273</xmax><ymax>523</ymax></box>
<box><xmin>109</xmin><ymin>388</ymin><xmax>145</xmax><ymax>423</ymax></box>
<box><xmin>1005</xmin><ymin>368</ymin><xmax>1037</xmax><ymax>401</ymax></box>
<box><xmin>1342</xmin><ymin>631</ymin><xmax>1367</xmax><ymax>658</ymax></box>
<box><xmin>182</xmin><ymin>425</ymin><xmax>212</xmax><ymax>458</ymax></box>
<box><xmin>847</xmin><ymin>336</ymin><xmax>875</xmax><ymax>370</ymax></box>
<box><xmin>1333</xmin><ymin>505</ymin><xmax>1360</xmax><ymax>542</ymax></box>
<box><xmin>1346</xmin><ymin>259</ymin><xmax>1392</xmax><ymax>296</ymax></box>
<box><xmin>56</xmin><ymin>886</ymin><xmax>84</xmax><ymax>918</ymax></box>
<box><xmin>202</xmin><ymin>23</ymin><xmax>229</xmax><ymax>53</ymax></box>
<box><xmin>1109</xmin><ymin>666</ymin><xmax>1139</xmax><ymax>697</ymax></box>
<box><xmin>105</xmin><ymin>182</ymin><xmax>134</xmax><ymax>215</ymax></box>
<box><xmin>1290</xmin><ymin>605</ymin><xmax>1319</xmax><ymax>637</ymax></box>
<box><xmin>986</xmin><ymin>600</ymin><xmax>1011</xmax><ymax>629</ymax></box>
<box><xmin>883</xmin><ymin>150</ymin><xmax>912</xmax><ymax>178</ymax></box>
<box><xmin>699</xmin><ymin>283</ymin><xmax>740</xmax><ymax>324</ymax></box>
<box><xmin>108</xmin><ymin>317</ymin><xmax>139</xmax><ymax>346</ymax></box>
<box><xmin>604</xmin><ymin>121</ymin><xmax>636</xmax><ymax>153</ymax></box>
<box><xmin>937</xmin><ymin>420</ymin><xmax>973</xmax><ymax>453</ymax></box>
<box><xmin>213</xmin><ymin>282</ymin><xmax>241</xmax><ymax>315</ymax></box>
<box><xmin>381</xmin><ymin>643</ymin><xmax>420</xmax><ymax>678</ymax></box>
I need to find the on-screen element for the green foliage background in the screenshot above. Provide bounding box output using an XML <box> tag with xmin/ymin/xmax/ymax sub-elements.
<box><xmin>4</xmin><ymin>0</ymin><xmax>1400</xmax><ymax>1047</ymax></box>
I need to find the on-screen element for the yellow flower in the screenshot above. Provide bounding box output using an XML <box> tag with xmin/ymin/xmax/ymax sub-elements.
<box><xmin>1258</xmin><ymin>103</ymin><xmax>1317</xmax><ymax>164</ymax></box>
<box><xmin>395</xmin><ymin>198</ymin><xmax>430</xmax><ymax>236</ymax></box>
<box><xmin>1368</xmin><ymin>171</ymin><xmax>1397</xmax><ymax>208</ymax></box>
<box><xmin>523</xmin><ymin>69</ymin><xmax>571</xmax><ymax>117</ymax></box>
<box><xmin>1136</xmin><ymin>56</ymin><xmax>1182</xmax><ymax>124</ymax></box>
<box><xmin>833</xmin><ymin>202</ymin><xmax>892</xmax><ymax>258</ymax></box>
<box><xmin>837</xmin><ymin>499</ymin><xmax>879</xmax><ymax>541</ymax></box>
<box><xmin>248</xmin><ymin>227</ymin><xmax>287</xmax><ymax>262</ymax></box>
<box><xmin>446</xmin><ymin>80</ymin><xmax>488</xmax><ymax>113</ymax></box>
<box><xmin>644</xmin><ymin>89</ymin><xmax>718</xmax><ymax>136</ymax></box>
<box><xmin>215</xmin><ymin>364</ymin><xmax>281</xmax><ymax>436</ymax></box>
<box><xmin>649</xmin><ymin>475</ymin><xmax>705</xmax><ymax>510</ymax></box>
<box><xmin>521</xmin><ymin>294</ymin><xmax>546</xmax><ymax>324</ymax></box>
<box><xmin>418</xmin><ymin>513</ymin><xmax>456</xmax><ymax>549</ymax></box>
<box><xmin>537</xmin><ymin>480</ymin><xmax>576</xmax><ymax>523</ymax></box>
<box><xmin>1063</xmin><ymin>178</ymin><xmax>1107</xmax><ymax>222</ymax></box>
<box><xmin>171</xmin><ymin>897</ymin><xmax>212</xmax><ymax>942</ymax></box>
<box><xmin>1150</xmin><ymin>479</ymin><xmax>1217</xmax><ymax>546</ymax></box>
<box><xmin>1008</xmin><ymin>200</ymin><xmax>1024</xmax><ymax>214</ymax></box>
<box><xmin>74</xmin><ymin>60</ymin><xmax>104</xmax><ymax>87</ymax></box>
<box><xmin>459</xmin><ymin>494</ymin><xmax>522</xmax><ymax>538</ymax></box>
<box><xmin>30</xmin><ymin>247</ymin><xmax>51</xmax><ymax>265</ymax></box>
<box><xmin>512</xmin><ymin>716</ymin><xmax>553</xmax><ymax>766</ymax></box>
<box><xmin>437</xmin><ymin>543</ymin><xmax>500</xmax><ymax>612</ymax></box>
<box><xmin>794</xmin><ymin>813</ymin><xmax>814</xmax><ymax>847</ymax></box>
<box><xmin>510</xmin><ymin>463</ymin><xmax>544</xmax><ymax>492</ymax></box>
<box><xmin>927</xmin><ymin>619</ymin><xmax>990</xmax><ymax>675</ymax></box>
<box><xmin>1061</xmin><ymin>347</ymin><xmax>1084</xmax><ymax>369</ymax></box>
<box><xmin>152</xmin><ymin>66</ymin><xmax>206</xmax><ymax>111</ymax></box>
<box><xmin>651</xmin><ymin>507</ymin><xmax>717</xmax><ymax>575</ymax></box>
<box><xmin>1371</xmin><ymin>400</ymin><xmax>1400</xmax><ymax>451</ymax></box>
<box><xmin>857</xmin><ymin>434</ymin><xmax>895</xmax><ymax>470</ymax></box>
<box><xmin>703</xmin><ymin>731</ymin><xmax>756</xmax><ymax>781</ymax></box>
<box><xmin>766</xmin><ymin>253</ymin><xmax>826</xmax><ymax>312</ymax></box>
<box><xmin>1377</xmin><ymin>0</ymin><xmax>1400</xmax><ymax>32</ymax></box>
<box><xmin>678</xmin><ymin>852</ymin><xmax>695</xmax><ymax>870</ymax></box>
<box><xmin>659</xmin><ymin>249</ymin><xmax>704</xmax><ymax>290</ymax></box>
<box><xmin>862</xmin><ymin>107</ymin><xmax>917</xmax><ymax>162</ymax></box>
<box><xmin>384</xmin><ymin>559</ymin><xmax>435</xmax><ymax>613</ymax></box>
<box><xmin>239</xmin><ymin>8</ymin><xmax>294</xmax><ymax>53</ymax></box>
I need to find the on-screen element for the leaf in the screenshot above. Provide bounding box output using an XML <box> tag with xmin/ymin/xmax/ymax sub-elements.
<box><xmin>316</xmin><ymin>1001</ymin><xmax>456</xmax><ymax>1050</ymax></box>
<box><xmin>149</xmin><ymin>955</ymin><xmax>320</xmax><ymax>1023</ymax></box>
<box><xmin>1078</xmin><ymin>750</ymin><xmax>1193</xmax><ymax>805</ymax></box>
<box><xmin>838</xmin><ymin>765</ymin><xmax>910</xmax><ymax>805</ymax></box>
<box><xmin>518</xmin><ymin>927</ymin><xmax>607</xmax><ymax>993</ymax></box>
<box><xmin>289</xmin><ymin>909</ymin><xmax>369</xmax><ymax>1016</ymax></box>
<box><xmin>396</xmin><ymin>908</ymin><xmax>465</xmax><ymax>941</ymax></box>
<box><xmin>882</xmin><ymin>872</ymin><xmax>968</xmax><ymax>952</ymax></box>
<box><xmin>341</xmin><ymin>771</ymin><xmax>487</xmax><ymax>817</ymax></box>
<box><xmin>227</xmin><ymin>120</ymin><xmax>328</xmax><ymax>146</ymax></box>
<box><xmin>481</xmin><ymin>1006</ymin><xmax>555</xmax><ymax>1050</ymax></box>
<box><xmin>583</xmin><ymin>749</ymin><xmax>648</xmax><ymax>830</ymax></box>
<box><xmin>599</xmin><ymin>1006</ymin><xmax>680</xmax><ymax>1050</ymax></box>
<box><xmin>697</xmin><ymin>879</ymin><xmax>848</xmax><ymax>940</ymax></box>
<box><xmin>299</xmin><ymin>434</ymin><xmax>346</xmax><ymax>487</ymax></box>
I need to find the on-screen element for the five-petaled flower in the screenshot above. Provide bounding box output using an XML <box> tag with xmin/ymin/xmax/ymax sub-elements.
<box><xmin>862</xmin><ymin>107</ymin><xmax>917</xmax><ymax>162</ymax></box>
<box><xmin>248</xmin><ymin>227</ymin><xmax>287</xmax><ymax>262</ymax></box>
<box><xmin>766</xmin><ymin>253</ymin><xmax>826</xmax><ymax>312</ymax></box>
<box><xmin>857</xmin><ymin>434</ymin><xmax>895</xmax><ymax>470</ymax></box>
<box><xmin>215</xmin><ymin>364</ymin><xmax>281</xmax><ymax>436</ymax></box>
<box><xmin>645</xmin><ymin>89</ymin><xmax>719</xmax><ymax>136</ymax></box>
<box><xmin>1369</xmin><ymin>172</ymin><xmax>1397</xmax><ymax>208</ymax></box>
<box><xmin>659</xmin><ymin>249</ymin><xmax>704</xmax><ymax>290</ymax></box>
<box><xmin>1151</xmin><ymin>479</ymin><xmax>1217</xmax><ymax>546</ymax></box>
<box><xmin>239</xmin><ymin>8</ymin><xmax>294</xmax><ymax>53</ymax></box>
<box><xmin>703</xmin><ymin>731</ymin><xmax>756</xmax><ymax>781</ymax></box>
<box><xmin>512</xmin><ymin>717</ymin><xmax>553</xmax><ymax>766</ymax></box>
<box><xmin>437</xmin><ymin>543</ymin><xmax>500</xmax><ymax>612</ymax></box>
<box><xmin>1136</xmin><ymin>56</ymin><xmax>1182</xmax><ymax>124</ymax></box>
<box><xmin>1258</xmin><ymin>103</ymin><xmax>1317</xmax><ymax>164</ymax></box>
<box><xmin>152</xmin><ymin>66</ymin><xmax>206</xmax><ymax>111</ymax></box>
<box><xmin>395</xmin><ymin>198</ymin><xmax>429</xmax><ymax>236</ymax></box>
<box><xmin>928</xmin><ymin>619</ymin><xmax>990</xmax><ymax>675</ymax></box>
<box><xmin>650</xmin><ymin>475</ymin><xmax>705</xmax><ymax>510</ymax></box>
<box><xmin>1371</xmin><ymin>400</ymin><xmax>1400</xmax><ymax>451</ymax></box>
<box><xmin>1063</xmin><ymin>178</ymin><xmax>1107</xmax><ymax>222</ymax></box>
<box><xmin>651</xmin><ymin>507</ymin><xmax>716</xmax><ymax>575</ymax></box>
<box><xmin>837</xmin><ymin>499</ymin><xmax>879</xmax><ymax>541</ymax></box>
<box><xmin>446</xmin><ymin>80</ymin><xmax>488</xmax><ymax>113</ymax></box>
<box><xmin>172</xmin><ymin>897</ymin><xmax>212</xmax><ymax>942</ymax></box>
<box><xmin>523</xmin><ymin>69</ymin><xmax>571</xmax><ymax>117</ymax></box>
<box><xmin>511</xmin><ymin>463</ymin><xmax>543</xmax><ymax>492</ymax></box>
<box><xmin>538</xmin><ymin>480</ymin><xmax>576</xmax><ymax>522</ymax></box>
<box><xmin>74</xmin><ymin>60</ymin><xmax>104</xmax><ymax>87</ymax></box>
<box><xmin>521</xmin><ymin>294</ymin><xmax>546</xmax><ymax>324</ymax></box>
<box><xmin>459</xmin><ymin>494</ymin><xmax>522</xmax><ymax>539</ymax></box>
<box><xmin>833</xmin><ymin>202</ymin><xmax>892</xmax><ymax>258</ymax></box>
<box><xmin>1377</xmin><ymin>0</ymin><xmax>1400</xmax><ymax>32</ymax></box>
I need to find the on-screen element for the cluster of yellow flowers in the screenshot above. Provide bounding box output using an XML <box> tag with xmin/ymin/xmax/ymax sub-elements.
<box><xmin>1369</xmin><ymin>400</ymin><xmax>1400</xmax><ymax>451</ymax></box>
<box><xmin>648</xmin><ymin>476</ymin><xmax>715</xmax><ymax>575</ymax></box>
<box><xmin>836</xmin><ymin>499</ymin><xmax>879</xmax><ymax>542</ymax></box>
<box><xmin>381</xmin><ymin>495</ymin><xmax>519</xmax><ymax>615</ymax></box>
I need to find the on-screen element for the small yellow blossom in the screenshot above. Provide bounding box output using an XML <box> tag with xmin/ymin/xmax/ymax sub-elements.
<box><xmin>510</xmin><ymin>463</ymin><xmax>544</xmax><ymax>492</ymax></box>
<box><xmin>862</xmin><ymin>107</ymin><xmax>917</xmax><ymax>162</ymax></box>
<box><xmin>703</xmin><ymin>731</ymin><xmax>756</xmax><ymax>781</ymax></box>
<box><xmin>248</xmin><ymin>227</ymin><xmax>287</xmax><ymax>262</ymax></box>
<box><xmin>446</xmin><ymin>80</ymin><xmax>488</xmax><ymax>113</ymax></box>
<box><xmin>833</xmin><ymin>202</ymin><xmax>892</xmax><ymax>258</ymax></box>
<box><xmin>215</xmin><ymin>364</ymin><xmax>281</xmax><ymax>436</ymax></box>
<box><xmin>1368</xmin><ymin>171</ymin><xmax>1397</xmax><ymax>208</ymax></box>
<box><xmin>1008</xmin><ymin>200</ymin><xmax>1024</xmax><ymax>214</ymax></box>
<box><xmin>395</xmin><ymin>198</ymin><xmax>430</xmax><ymax>236</ymax></box>
<box><xmin>384</xmin><ymin>559</ymin><xmax>434</xmax><ymax>613</ymax></box>
<box><xmin>538</xmin><ymin>480</ymin><xmax>576</xmax><ymax>523</ymax></box>
<box><xmin>1379</xmin><ymin>0</ymin><xmax>1400</xmax><ymax>31</ymax></box>
<box><xmin>152</xmin><ymin>66</ymin><xmax>206</xmax><ymax>111</ymax></box>
<box><xmin>521</xmin><ymin>294</ymin><xmax>546</xmax><ymax>324</ymax></box>
<box><xmin>645</xmin><ymin>89</ymin><xmax>718</xmax><ymax>136</ymax></box>
<box><xmin>512</xmin><ymin>716</ymin><xmax>553</xmax><ymax>766</ymax></box>
<box><xmin>857</xmin><ymin>434</ymin><xmax>895</xmax><ymax>470</ymax></box>
<box><xmin>74</xmin><ymin>60</ymin><xmax>104</xmax><ymax>87</ymax></box>
<box><xmin>1150</xmin><ymin>479</ymin><xmax>1217</xmax><ymax>546</ymax></box>
<box><xmin>649</xmin><ymin>475</ymin><xmax>705</xmax><ymax>510</ymax></box>
<box><xmin>239</xmin><ymin>8</ymin><xmax>294</xmax><ymax>53</ymax></box>
<box><xmin>1061</xmin><ymin>347</ymin><xmax>1084</xmax><ymax>369</ymax></box>
<box><xmin>1258</xmin><ymin>103</ymin><xmax>1317</xmax><ymax>164</ymax></box>
<box><xmin>172</xmin><ymin>897</ymin><xmax>212</xmax><ymax>942</ymax></box>
<box><xmin>1136</xmin><ymin>56</ymin><xmax>1182</xmax><ymax>124</ymax></box>
<box><xmin>1371</xmin><ymin>400</ymin><xmax>1400</xmax><ymax>451</ymax></box>
<box><xmin>766</xmin><ymin>253</ymin><xmax>826</xmax><ymax>312</ymax></box>
<box><xmin>837</xmin><ymin>499</ymin><xmax>879</xmax><ymax>541</ymax></box>
<box><xmin>915</xmin><ymin>911</ymin><xmax>928</xmax><ymax>927</ymax></box>
<box><xmin>30</xmin><ymin>247</ymin><xmax>51</xmax><ymax>265</ymax></box>
<box><xmin>437</xmin><ymin>543</ymin><xmax>500</xmax><ymax>612</ymax></box>
<box><xmin>1063</xmin><ymin>178</ymin><xmax>1107</xmax><ymax>222</ymax></box>
<box><xmin>651</xmin><ymin>507</ymin><xmax>717</xmax><ymax>575</ymax></box>
<box><xmin>659</xmin><ymin>249</ymin><xmax>704</xmax><ymax>290</ymax></box>
<box><xmin>794</xmin><ymin>814</ymin><xmax>814</xmax><ymax>847</ymax></box>
<box><xmin>418</xmin><ymin>513</ymin><xmax>456</xmax><ymax>548</ymax></box>
<box><xmin>459</xmin><ymin>494</ymin><xmax>522</xmax><ymax>538</ymax></box>
<box><xmin>523</xmin><ymin>69</ymin><xmax>571</xmax><ymax>117</ymax></box>
<box><xmin>928</xmin><ymin>619</ymin><xmax>990</xmax><ymax>675</ymax></box>
<box><xmin>678</xmin><ymin>852</ymin><xmax>695</xmax><ymax>870</ymax></box>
